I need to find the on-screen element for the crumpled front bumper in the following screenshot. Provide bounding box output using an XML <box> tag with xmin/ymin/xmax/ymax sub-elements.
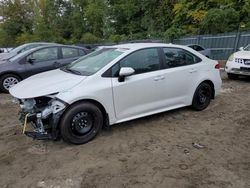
<box><xmin>18</xmin><ymin>98</ymin><xmax>67</xmax><ymax>140</ymax></box>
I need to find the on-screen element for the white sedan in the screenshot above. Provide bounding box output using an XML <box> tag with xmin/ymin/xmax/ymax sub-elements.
<box><xmin>10</xmin><ymin>43</ymin><xmax>222</xmax><ymax>144</ymax></box>
<box><xmin>225</xmin><ymin>44</ymin><xmax>250</xmax><ymax>79</ymax></box>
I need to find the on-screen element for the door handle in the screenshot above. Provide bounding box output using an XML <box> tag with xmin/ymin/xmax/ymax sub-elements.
<box><xmin>154</xmin><ymin>75</ymin><xmax>165</xmax><ymax>81</ymax></box>
<box><xmin>189</xmin><ymin>69</ymin><xmax>197</xmax><ymax>73</ymax></box>
<box><xmin>160</xmin><ymin>76</ymin><xmax>165</xmax><ymax>80</ymax></box>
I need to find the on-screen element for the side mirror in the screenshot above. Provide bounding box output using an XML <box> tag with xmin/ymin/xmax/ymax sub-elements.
<box><xmin>118</xmin><ymin>67</ymin><xmax>135</xmax><ymax>82</ymax></box>
<box><xmin>239</xmin><ymin>47</ymin><xmax>244</xmax><ymax>51</ymax></box>
<box><xmin>27</xmin><ymin>58</ymin><xmax>35</xmax><ymax>64</ymax></box>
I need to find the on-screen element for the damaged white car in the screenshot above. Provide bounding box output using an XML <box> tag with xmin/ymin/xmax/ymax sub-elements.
<box><xmin>10</xmin><ymin>43</ymin><xmax>222</xmax><ymax>144</ymax></box>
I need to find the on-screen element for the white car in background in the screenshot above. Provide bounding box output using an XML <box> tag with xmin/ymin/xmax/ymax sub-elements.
<box><xmin>0</xmin><ymin>48</ymin><xmax>13</xmax><ymax>53</ymax></box>
<box><xmin>225</xmin><ymin>44</ymin><xmax>250</xmax><ymax>79</ymax></box>
<box><xmin>10</xmin><ymin>43</ymin><xmax>222</xmax><ymax>144</ymax></box>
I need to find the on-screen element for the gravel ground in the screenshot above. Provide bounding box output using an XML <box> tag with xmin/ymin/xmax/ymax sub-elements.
<box><xmin>0</xmin><ymin>71</ymin><xmax>249</xmax><ymax>188</ymax></box>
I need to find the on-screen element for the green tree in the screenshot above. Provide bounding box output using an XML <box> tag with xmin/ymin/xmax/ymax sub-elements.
<box><xmin>0</xmin><ymin>0</ymin><xmax>250</xmax><ymax>46</ymax></box>
<box><xmin>80</xmin><ymin>32</ymin><xmax>101</xmax><ymax>43</ymax></box>
<box><xmin>200</xmin><ymin>8</ymin><xmax>239</xmax><ymax>34</ymax></box>
<box><xmin>0</xmin><ymin>0</ymin><xmax>34</xmax><ymax>45</ymax></box>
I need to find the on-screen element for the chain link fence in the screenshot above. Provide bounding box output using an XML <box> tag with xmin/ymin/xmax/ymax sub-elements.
<box><xmin>173</xmin><ymin>31</ymin><xmax>250</xmax><ymax>60</ymax></box>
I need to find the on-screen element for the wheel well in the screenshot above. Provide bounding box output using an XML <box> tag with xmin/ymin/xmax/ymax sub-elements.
<box><xmin>202</xmin><ymin>80</ymin><xmax>215</xmax><ymax>99</ymax></box>
<box><xmin>67</xmin><ymin>99</ymin><xmax>109</xmax><ymax>126</ymax></box>
<box><xmin>0</xmin><ymin>72</ymin><xmax>22</xmax><ymax>80</ymax></box>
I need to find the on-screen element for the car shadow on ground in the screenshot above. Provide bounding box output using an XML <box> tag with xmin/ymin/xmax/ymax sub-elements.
<box><xmin>236</xmin><ymin>76</ymin><xmax>250</xmax><ymax>82</ymax></box>
<box><xmin>100</xmin><ymin>106</ymin><xmax>191</xmax><ymax>136</ymax></box>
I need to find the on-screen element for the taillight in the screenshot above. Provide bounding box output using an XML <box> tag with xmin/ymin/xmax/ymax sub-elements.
<box><xmin>215</xmin><ymin>63</ymin><xmax>221</xmax><ymax>69</ymax></box>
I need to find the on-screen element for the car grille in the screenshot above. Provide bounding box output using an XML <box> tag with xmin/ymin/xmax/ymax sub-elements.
<box><xmin>240</xmin><ymin>67</ymin><xmax>250</xmax><ymax>72</ymax></box>
<box><xmin>235</xmin><ymin>58</ymin><xmax>250</xmax><ymax>65</ymax></box>
<box><xmin>231</xmin><ymin>68</ymin><xmax>250</xmax><ymax>75</ymax></box>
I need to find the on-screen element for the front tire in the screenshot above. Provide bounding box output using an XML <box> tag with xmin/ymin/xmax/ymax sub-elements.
<box><xmin>60</xmin><ymin>102</ymin><xmax>103</xmax><ymax>144</ymax></box>
<box><xmin>0</xmin><ymin>74</ymin><xmax>21</xmax><ymax>93</ymax></box>
<box><xmin>192</xmin><ymin>82</ymin><xmax>212</xmax><ymax>111</ymax></box>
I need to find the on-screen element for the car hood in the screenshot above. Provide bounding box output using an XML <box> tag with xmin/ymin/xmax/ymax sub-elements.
<box><xmin>9</xmin><ymin>69</ymin><xmax>87</xmax><ymax>99</ymax></box>
<box><xmin>0</xmin><ymin>59</ymin><xmax>8</xmax><ymax>65</ymax></box>
<box><xmin>234</xmin><ymin>50</ymin><xmax>250</xmax><ymax>59</ymax></box>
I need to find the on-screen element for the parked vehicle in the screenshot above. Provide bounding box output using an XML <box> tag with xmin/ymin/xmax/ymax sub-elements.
<box><xmin>187</xmin><ymin>44</ymin><xmax>211</xmax><ymax>58</ymax></box>
<box><xmin>0</xmin><ymin>48</ymin><xmax>13</xmax><ymax>53</ymax></box>
<box><xmin>225</xmin><ymin>44</ymin><xmax>250</xmax><ymax>79</ymax></box>
<box><xmin>10</xmin><ymin>43</ymin><xmax>222</xmax><ymax>144</ymax></box>
<box><xmin>0</xmin><ymin>42</ymin><xmax>56</xmax><ymax>60</ymax></box>
<box><xmin>0</xmin><ymin>45</ymin><xmax>90</xmax><ymax>92</ymax></box>
<box><xmin>75</xmin><ymin>43</ymin><xmax>115</xmax><ymax>51</ymax></box>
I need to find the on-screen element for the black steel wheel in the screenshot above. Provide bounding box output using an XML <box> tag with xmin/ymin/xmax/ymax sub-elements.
<box><xmin>192</xmin><ymin>82</ymin><xmax>212</xmax><ymax>111</ymax></box>
<box><xmin>70</xmin><ymin>112</ymin><xmax>94</xmax><ymax>136</ymax></box>
<box><xmin>60</xmin><ymin>102</ymin><xmax>103</xmax><ymax>144</ymax></box>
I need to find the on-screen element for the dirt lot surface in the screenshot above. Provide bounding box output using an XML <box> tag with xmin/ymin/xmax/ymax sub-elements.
<box><xmin>0</xmin><ymin>71</ymin><xmax>249</xmax><ymax>188</ymax></box>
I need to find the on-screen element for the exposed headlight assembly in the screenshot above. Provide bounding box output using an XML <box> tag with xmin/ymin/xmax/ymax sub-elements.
<box><xmin>41</xmin><ymin>99</ymin><xmax>66</xmax><ymax>119</ymax></box>
<box><xmin>20</xmin><ymin>99</ymin><xmax>36</xmax><ymax>112</ymax></box>
<box><xmin>51</xmin><ymin>99</ymin><xmax>66</xmax><ymax>114</ymax></box>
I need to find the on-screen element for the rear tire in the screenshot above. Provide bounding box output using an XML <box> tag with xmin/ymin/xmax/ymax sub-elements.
<box><xmin>192</xmin><ymin>82</ymin><xmax>212</xmax><ymax>111</ymax></box>
<box><xmin>0</xmin><ymin>74</ymin><xmax>21</xmax><ymax>93</ymax></box>
<box><xmin>227</xmin><ymin>73</ymin><xmax>238</xmax><ymax>80</ymax></box>
<box><xmin>60</xmin><ymin>102</ymin><xmax>103</xmax><ymax>144</ymax></box>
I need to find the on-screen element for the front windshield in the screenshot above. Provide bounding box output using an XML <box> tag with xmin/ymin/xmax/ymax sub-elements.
<box><xmin>244</xmin><ymin>44</ymin><xmax>250</xmax><ymax>51</ymax></box>
<box><xmin>64</xmin><ymin>48</ymin><xmax>125</xmax><ymax>76</ymax></box>
<box><xmin>9</xmin><ymin>50</ymin><xmax>31</xmax><ymax>62</ymax></box>
<box><xmin>10</xmin><ymin>44</ymin><xmax>28</xmax><ymax>54</ymax></box>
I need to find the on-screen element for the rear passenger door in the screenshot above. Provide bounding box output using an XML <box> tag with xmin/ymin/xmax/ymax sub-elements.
<box><xmin>59</xmin><ymin>47</ymin><xmax>86</xmax><ymax>66</ymax></box>
<box><xmin>159</xmin><ymin>47</ymin><xmax>202</xmax><ymax>107</ymax></box>
<box><xmin>24</xmin><ymin>47</ymin><xmax>59</xmax><ymax>76</ymax></box>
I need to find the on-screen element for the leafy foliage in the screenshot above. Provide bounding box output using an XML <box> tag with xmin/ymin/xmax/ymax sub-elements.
<box><xmin>0</xmin><ymin>0</ymin><xmax>249</xmax><ymax>46</ymax></box>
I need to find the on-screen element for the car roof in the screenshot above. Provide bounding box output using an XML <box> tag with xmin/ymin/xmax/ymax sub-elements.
<box><xmin>186</xmin><ymin>44</ymin><xmax>203</xmax><ymax>47</ymax></box>
<box><xmin>9</xmin><ymin>45</ymin><xmax>88</xmax><ymax>61</ymax></box>
<box><xmin>26</xmin><ymin>44</ymin><xmax>86</xmax><ymax>53</ymax></box>
<box><xmin>14</xmin><ymin>42</ymin><xmax>57</xmax><ymax>49</ymax></box>
<box><xmin>23</xmin><ymin>42</ymin><xmax>56</xmax><ymax>45</ymax></box>
<box><xmin>112</xmin><ymin>43</ymin><xmax>188</xmax><ymax>50</ymax></box>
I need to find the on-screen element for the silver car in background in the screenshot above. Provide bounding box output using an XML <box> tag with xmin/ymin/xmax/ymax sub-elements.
<box><xmin>187</xmin><ymin>44</ymin><xmax>211</xmax><ymax>58</ymax></box>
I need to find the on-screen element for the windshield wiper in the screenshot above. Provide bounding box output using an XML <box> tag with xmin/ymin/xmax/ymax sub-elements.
<box><xmin>62</xmin><ymin>67</ymin><xmax>82</xmax><ymax>75</ymax></box>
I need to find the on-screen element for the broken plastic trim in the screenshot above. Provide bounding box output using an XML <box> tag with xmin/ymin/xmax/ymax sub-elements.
<box><xmin>19</xmin><ymin>96</ymin><xmax>68</xmax><ymax>140</ymax></box>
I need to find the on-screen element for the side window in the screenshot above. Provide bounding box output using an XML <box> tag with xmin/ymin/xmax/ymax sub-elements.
<box><xmin>62</xmin><ymin>48</ymin><xmax>79</xmax><ymax>58</ymax></box>
<box><xmin>162</xmin><ymin>48</ymin><xmax>201</xmax><ymax>68</ymax></box>
<box><xmin>189</xmin><ymin>45</ymin><xmax>195</xmax><ymax>50</ymax></box>
<box><xmin>117</xmin><ymin>48</ymin><xmax>160</xmax><ymax>75</ymax></box>
<box><xmin>27</xmin><ymin>47</ymin><xmax>58</xmax><ymax>62</ymax></box>
<box><xmin>78</xmin><ymin>49</ymin><xmax>86</xmax><ymax>56</ymax></box>
<box><xmin>196</xmin><ymin>45</ymin><xmax>204</xmax><ymax>51</ymax></box>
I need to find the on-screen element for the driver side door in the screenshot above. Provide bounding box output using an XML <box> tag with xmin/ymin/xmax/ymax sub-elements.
<box><xmin>111</xmin><ymin>48</ymin><xmax>164</xmax><ymax>121</ymax></box>
<box><xmin>24</xmin><ymin>47</ymin><xmax>59</xmax><ymax>77</ymax></box>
